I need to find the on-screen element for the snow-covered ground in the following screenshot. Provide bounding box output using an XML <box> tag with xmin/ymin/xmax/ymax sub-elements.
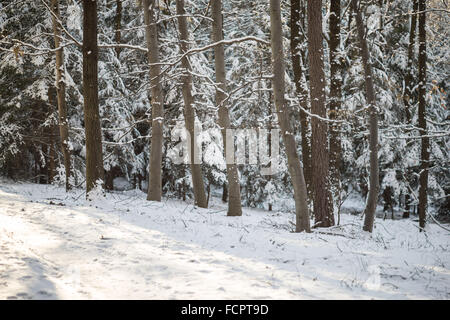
<box><xmin>0</xmin><ymin>179</ymin><xmax>448</xmax><ymax>299</ymax></box>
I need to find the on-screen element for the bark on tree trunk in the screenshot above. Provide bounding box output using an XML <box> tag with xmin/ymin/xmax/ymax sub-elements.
<box><xmin>46</xmin><ymin>87</ymin><xmax>57</xmax><ymax>184</ymax></box>
<box><xmin>352</xmin><ymin>0</ymin><xmax>379</xmax><ymax>232</ymax></box>
<box><xmin>307</xmin><ymin>0</ymin><xmax>333</xmax><ymax>227</ymax></box>
<box><xmin>82</xmin><ymin>0</ymin><xmax>104</xmax><ymax>195</ymax></box>
<box><xmin>51</xmin><ymin>0</ymin><xmax>71</xmax><ymax>191</ymax></box>
<box><xmin>403</xmin><ymin>194</ymin><xmax>410</xmax><ymax>218</ymax></box>
<box><xmin>176</xmin><ymin>0</ymin><xmax>208</xmax><ymax>208</ymax></box>
<box><xmin>270</xmin><ymin>0</ymin><xmax>310</xmax><ymax>232</ymax></box>
<box><xmin>222</xmin><ymin>182</ymin><xmax>228</xmax><ymax>202</ymax></box>
<box><xmin>328</xmin><ymin>0</ymin><xmax>343</xmax><ymax>210</ymax></box>
<box><xmin>417</xmin><ymin>0</ymin><xmax>429</xmax><ymax>231</ymax></box>
<box><xmin>404</xmin><ymin>0</ymin><xmax>418</xmax><ymax>123</ymax></box>
<box><xmin>222</xmin><ymin>183</ymin><xmax>228</xmax><ymax>202</ymax></box>
<box><xmin>290</xmin><ymin>0</ymin><xmax>312</xmax><ymax>200</ymax></box>
<box><xmin>143</xmin><ymin>0</ymin><xmax>164</xmax><ymax>202</ymax></box>
<box><xmin>211</xmin><ymin>0</ymin><xmax>242</xmax><ymax>216</ymax></box>
<box><xmin>344</xmin><ymin>3</ymin><xmax>354</xmax><ymax>49</ymax></box>
<box><xmin>267</xmin><ymin>123</ymin><xmax>273</xmax><ymax>211</ymax></box>
<box><xmin>115</xmin><ymin>0</ymin><xmax>122</xmax><ymax>57</ymax></box>
<box><xmin>48</xmin><ymin>139</ymin><xmax>56</xmax><ymax>183</ymax></box>
<box><xmin>402</xmin><ymin>0</ymin><xmax>418</xmax><ymax>221</ymax></box>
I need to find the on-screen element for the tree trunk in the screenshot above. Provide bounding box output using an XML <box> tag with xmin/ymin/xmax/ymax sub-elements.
<box><xmin>176</xmin><ymin>0</ymin><xmax>208</xmax><ymax>208</ymax></box>
<box><xmin>290</xmin><ymin>0</ymin><xmax>312</xmax><ymax>199</ymax></box>
<box><xmin>307</xmin><ymin>0</ymin><xmax>333</xmax><ymax>227</ymax></box>
<box><xmin>267</xmin><ymin>123</ymin><xmax>273</xmax><ymax>211</ymax></box>
<box><xmin>402</xmin><ymin>0</ymin><xmax>418</xmax><ymax>221</ymax></box>
<box><xmin>328</xmin><ymin>0</ymin><xmax>343</xmax><ymax>208</ymax></box>
<box><xmin>417</xmin><ymin>0</ymin><xmax>428</xmax><ymax>231</ymax></box>
<box><xmin>270</xmin><ymin>0</ymin><xmax>310</xmax><ymax>232</ymax></box>
<box><xmin>211</xmin><ymin>0</ymin><xmax>242</xmax><ymax>216</ymax></box>
<box><xmin>403</xmin><ymin>193</ymin><xmax>410</xmax><ymax>218</ymax></box>
<box><xmin>344</xmin><ymin>3</ymin><xmax>354</xmax><ymax>49</ymax></box>
<box><xmin>82</xmin><ymin>0</ymin><xmax>104</xmax><ymax>195</ymax></box>
<box><xmin>115</xmin><ymin>0</ymin><xmax>122</xmax><ymax>57</ymax></box>
<box><xmin>51</xmin><ymin>0</ymin><xmax>71</xmax><ymax>191</ymax></box>
<box><xmin>352</xmin><ymin>0</ymin><xmax>379</xmax><ymax>232</ymax></box>
<box><xmin>48</xmin><ymin>140</ymin><xmax>56</xmax><ymax>183</ymax></box>
<box><xmin>404</xmin><ymin>0</ymin><xmax>418</xmax><ymax>123</ymax></box>
<box><xmin>222</xmin><ymin>182</ymin><xmax>228</xmax><ymax>202</ymax></box>
<box><xmin>143</xmin><ymin>0</ymin><xmax>164</xmax><ymax>202</ymax></box>
<box><xmin>46</xmin><ymin>87</ymin><xmax>57</xmax><ymax>184</ymax></box>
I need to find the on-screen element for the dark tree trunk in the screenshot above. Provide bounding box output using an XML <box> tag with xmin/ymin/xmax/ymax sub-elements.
<box><xmin>290</xmin><ymin>0</ymin><xmax>312</xmax><ymax>199</ymax></box>
<box><xmin>51</xmin><ymin>0</ymin><xmax>71</xmax><ymax>191</ymax></box>
<box><xmin>270</xmin><ymin>0</ymin><xmax>310</xmax><ymax>232</ymax></box>
<box><xmin>222</xmin><ymin>182</ymin><xmax>228</xmax><ymax>202</ymax></box>
<box><xmin>82</xmin><ymin>0</ymin><xmax>104</xmax><ymax>195</ymax></box>
<box><xmin>352</xmin><ymin>0</ymin><xmax>379</xmax><ymax>232</ymax></box>
<box><xmin>48</xmin><ymin>140</ymin><xmax>56</xmax><ymax>183</ymax></box>
<box><xmin>344</xmin><ymin>2</ymin><xmax>354</xmax><ymax>49</ymax></box>
<box><xmin>404</xmin><ymin>0</ymin><xmax>418</xmax><ymax>123</ymax></box>
<box><xmin>211</xmin><ymin>0</ymin><xmax>242</xmax><ymax>216</ymax></box>
<box><xmin>328</xmin><ymin>0</ymin><xmax>343</xmax><ymax>207</ymax></box>
<box><xmin>176</xmin><ymin>0</ymin><xmax>208</xmax><ymax>208</ymax></box>
<box><xmin>115</xmin><ymin>0</ymin><xmax>122</xmax><ymax>57</ymax></box>
<box><xmin>417</xmin><ymin>0</ymin><xmax>429</xmax><ymax>230</ymax></box>
<box><xmin>143</xmin><ymin>0</ymin><xmax>164</xmax><ymax>202</ymax></box>
<box><xmin>33</xmin><ymin>148</ymin><xmax>40</xmax><ymax>184</ymax></box>
<box><xmin>267</xmin><ymin>124</ymin><xmax>273</xmax><ymax>211</ymax></box>
<box><xmin>307</xmin><ymin>0</ymin><xmax>333</xmax><ymax>227</ymax></box>
<box><xmin>403</xmin><ymin>194</ymin><xmax>410</xmax><ymax>218</ymax></box>
<box><xmin>402</xmin><ymin>0</ymin><xmax>418</xmax><ymax>221</ymax></box>
<box><xmin>46</xmin><ymin>87</ymin><xmax>57</xmax><ymax>183</ymax></box>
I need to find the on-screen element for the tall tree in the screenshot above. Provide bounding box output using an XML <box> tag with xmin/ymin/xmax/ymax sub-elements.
<box><xmin>46</xmin><ymin>87</ymin><xmax>57</xmax><ymax>183</ymax></box>
<box><xmin>417</xmin><ymin>0</ymin><xmax>429</xmax><ymax>230</ymax></box>
<box><xmin>351</xmin><ymin>0</ymin><xmax>379</xmax><ymax>232</ymax></box>
<box><xmin>290</xmin><ymin>0</ymin><xmax>312</xmax><ymax>199</ymax></box>
<box><xmin>270</xmin><ymin>0</ymin><xmax>310</xmax><ymax>232</ymax></box>
<box><xmin>307</xmin><ymin>0</ymin><xmax>333</xmax><ymax>227</ymax></box>
<box><xmin>176</xmin><ymin>0</ymin><xmax>208</xmax><ymax>208</ymax></box>
<box><xmin>82</xmin><ymin>0</ymin><xmax>104</xmax><ymax>194</ymax></box>
<box><xmin>143</xmin><ymin>0</ymin><xmax>164</xmax><ymax>202</ymax></box>
<box><xmin>403</xmin><ymin>0</ymin><xmax>418</xmax><ymax>123</ymax></box>
<box><xmin>403</xmin><ymin>0</ymin><xmax>418</xmax><ymax>218</ymax></box>
<box><xmin>211</xmin><ymin>0</ymin><xmax>243</xmax><ymax>216</ymax></box>
<box><xmin>114</xmin><ymin>0</ymin><xmax>122</xmax><ymax>57</ymax></box>
<box><xmin>51</xmin><ymin>0</ymin><xmax>71</xmax><ymax>191</ymax></box>
<box><xmin>328</xmin><ymin>0</ymin><xmax>343</xmax><ymax>206</ymax></box>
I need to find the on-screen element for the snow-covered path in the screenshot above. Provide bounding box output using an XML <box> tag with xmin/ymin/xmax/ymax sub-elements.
<box><xmin>0</xmin><ymin>180</ymin><xmax>449</xmax><ymax>299</ymax></box>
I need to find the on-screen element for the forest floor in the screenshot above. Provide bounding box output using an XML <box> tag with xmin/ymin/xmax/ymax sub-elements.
<box><xmin>0</xmin><ymin>179</ymin><xmax>449</xmax><ymax>299</ymax></box>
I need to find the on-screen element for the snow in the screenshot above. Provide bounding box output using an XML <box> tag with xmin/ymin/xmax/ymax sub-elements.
<box><xmin>66</xmin><ymin>3</ymin><xmax>81</xmax><ymax>31</ymax></box>
<box><xmin>0</xmin><ymin>180</ymin><xmax>449</xmax><ymax>300</ymax></box>
<box><xmin>113</xmin><ymin>177</ymin><xmax>132</xmax><ymax>191</ymax></box>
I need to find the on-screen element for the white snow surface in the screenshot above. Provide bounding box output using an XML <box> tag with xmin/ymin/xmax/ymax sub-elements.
<box><xmin>0</xmin><ymin>180</ymin><xmax>449</xmax><ymax>300</ymax></box>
